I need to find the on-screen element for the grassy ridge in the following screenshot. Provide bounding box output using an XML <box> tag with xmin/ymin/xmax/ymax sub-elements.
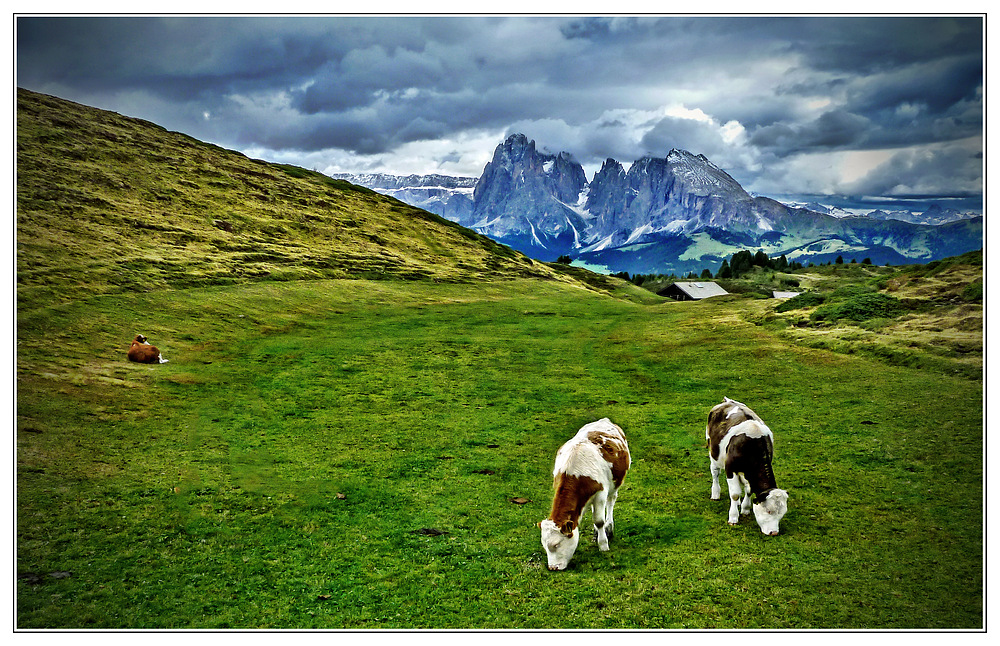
<box><xmin>16</xmin><ymin>279</ymin><xmax>982</xmax><ymax>628</ymax></box>
<box><xmin>16</xmin><ymin>88</ymin><xmax>571</xmax><ymax>305</ymax></box>
<box><xmin>744</xmin><ymin>252</ymin><xmax>984</xmax><ymax>380</ymax></box>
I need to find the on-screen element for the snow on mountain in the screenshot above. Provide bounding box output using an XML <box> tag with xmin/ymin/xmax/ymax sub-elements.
<box><xmin>330</xmin><ymin>172</ymin><xmax>477</xmax><ymax>225</ymax></box>
<box><xmin>780</xmin><ymin>199</ymin><xmax>976</xmax><ymax>225</ymax></box>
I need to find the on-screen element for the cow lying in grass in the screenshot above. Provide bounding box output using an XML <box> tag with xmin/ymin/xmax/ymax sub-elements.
<box><xmin>706</xmin><ymin>397</ymin><xmax>788</xmax><ymax>535</ymax></box>
<box><xmin>540</xmin><ymin>418</ymin><xmax>630</xmax><ymax>571</ymax></box>
<box><xmin>127</xmin><ymin>334</ymin><xmax>169</xmax><ymax>364</ymax></box>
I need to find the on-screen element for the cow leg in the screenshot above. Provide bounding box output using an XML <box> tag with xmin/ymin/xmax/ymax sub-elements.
<box><xmin>726</xmin><ymin>475</ymin><xmax>742</xmax><ymax>525</ymax></box>
<box><xmin>710</xmin><ymin>459</ymin><xmax>722</xmax><ymax>500</ymax></box>
<box><xmin>591</xmin><ymin>491</ymin><xmax>611</xmax><ymax>551</ymax></box>
<box><xmin>605</xmin><ymin>487</ymin><xmax>619</xmax><ymax>542</ymax></box>
<box><xmin>738</xmin><ymin>475</ymin><xmax>752</xmax><ymax>516</ymax></box>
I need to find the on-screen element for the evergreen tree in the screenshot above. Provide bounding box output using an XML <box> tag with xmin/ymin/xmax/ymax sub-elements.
<box><xmin>718</xmin><ymin>259</ymin><xmax>732</xmax><ymax>279</ymax></box>
<box><xmin>730</xmin><ymin>250</ymin><xmax>754</xmax><ymax>277</ymax></box>
<box><xmin>701</xmin><ymin>268</ymin><xmax>713</xmax><ymax>279</ymax></box>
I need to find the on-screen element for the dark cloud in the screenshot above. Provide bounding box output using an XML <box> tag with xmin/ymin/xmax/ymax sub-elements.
<box><xmin>15</xmin><ymin>15</ymin><xmax>983</xmax><ymax>201</ymax></box>
<box><xmin>786</xmin><ymin>16</ymin><xmax>982</xmax><ymax>74</ymax></box>
<box><xmin>750</xmin><ymin>110</ymin><xmax>870</xmax><ymax>152</ymax></box>
<box><xmin>639</xmin><ymin>117</ymin><xmax>728</xmax><ymax>158</ymax></box>
<box><xmin>559</xmin><ymin>17</ymin><xmax>615</xmax><ymax>40</ymax></box>
<box><xmin>848</xmin><ymin>143</ymin><xmax>983</xmax><ymax>197</ymax></box>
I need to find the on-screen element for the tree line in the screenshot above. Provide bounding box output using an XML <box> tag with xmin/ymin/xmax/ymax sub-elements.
<box><xmin>553</xmin><ymin>250</ymin><xmax>875</xmax><ymax>286</ymax></box>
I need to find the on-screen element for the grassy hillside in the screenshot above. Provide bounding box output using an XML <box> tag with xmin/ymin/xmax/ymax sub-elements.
<box><xmin>741</xmin><ymin>252</ymin><xmax>983</xmax><ymax>380</ymax></box>
<box><xmin>638</xmin><ymin>252</ymin><xmax>983</xmax><ymax>380</ymax></box>
<box><xmin>17</xmin><ymin>88</ymin><xmax>631</xmax><ymax>305</ymax></box>
<box><xmin>16</xmin><ymin>90</ymin><xmax>982</xmax><ymax>629</ymax></box>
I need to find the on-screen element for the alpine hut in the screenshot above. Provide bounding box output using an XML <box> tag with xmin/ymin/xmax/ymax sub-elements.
<box><xmin>658</xmin><ymin>281</ymin><xmax>729</xmax><ymax>301</ymax></box>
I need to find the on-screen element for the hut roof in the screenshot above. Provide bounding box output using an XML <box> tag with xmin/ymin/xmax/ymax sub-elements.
<box><xmin>661</xmin><ymin>281</ymin><xmax>730</xmax><ymax>300</ymax></box>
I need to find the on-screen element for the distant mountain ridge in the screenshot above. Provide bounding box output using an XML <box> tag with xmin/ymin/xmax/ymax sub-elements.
<box><xmin>329</xmin><ymin>172</ymin><xmax>477</xmax><ymax>225</ymax></box>
<box><xmin>338</xmin><ymin>134</ymin><xmax>982</xmax><ymax>275</ymax></box>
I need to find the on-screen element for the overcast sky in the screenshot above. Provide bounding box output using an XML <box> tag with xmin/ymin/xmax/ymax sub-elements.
<box><xmin>16</xmin><ymin>15</ymin><xmax>984</xmax><ymax>205</ymax></box>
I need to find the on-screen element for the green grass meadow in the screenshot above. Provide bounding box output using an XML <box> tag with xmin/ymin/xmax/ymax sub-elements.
<box><xmin>16</xmin><ymin>279</ymin><xmax>982</xmax><ymax>629</ymax></box>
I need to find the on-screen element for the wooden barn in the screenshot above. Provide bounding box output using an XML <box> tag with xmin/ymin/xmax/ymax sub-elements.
<box><xmin>658</xmin><ymin>281</ymin><xmax>730</xmax><ymax>301</ymax></box>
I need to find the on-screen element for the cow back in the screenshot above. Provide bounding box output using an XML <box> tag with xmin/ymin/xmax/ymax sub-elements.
<box><xmin>128</xmin><ymin>341</ymin><xmax>160</xmax><ymax>363</ymax></box>
<box><xmin>707</xmin><ymin>398</ymin><xmax>762</xmax><ymax>460</ymax></box>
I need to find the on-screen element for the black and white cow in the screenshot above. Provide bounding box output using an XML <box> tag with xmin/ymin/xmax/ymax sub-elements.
<box><xmin>540</xmin><ymin>418</ymin><xmax>630</xmax><ymax>570</ymax></box>
<box><xmin>706</xmin><ymin>397</ymin><xmax>788</xmax><ymax>535</ymax></box>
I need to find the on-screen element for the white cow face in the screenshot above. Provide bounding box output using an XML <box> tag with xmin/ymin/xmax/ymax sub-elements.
<box><xmin>752</xmin><ymin>489</ymin><xmax>788</xmax><ymax>535</ymax></box>
<box><xmin>540</xmin><ymin>519</ymin><xmax>580</xmax><ymax>571</ymax></box>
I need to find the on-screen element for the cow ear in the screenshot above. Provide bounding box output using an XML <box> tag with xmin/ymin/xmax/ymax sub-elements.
<box><xmin>560</xmin><ymin>520</ymin><xmax>575</xmax><ymax>536</ymax></box>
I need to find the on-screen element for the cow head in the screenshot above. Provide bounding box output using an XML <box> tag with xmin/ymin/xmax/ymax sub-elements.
<box><xmin>752</xmin><ymin>488</ymin><xmax>788</xmax><ymax>535</ymax></box>
<box><xmin>539</xmin><ymin>518</ymin><xmax>580</xmax><ymax>571</ymax></box>
<box><xmin>134</xmin><ymin>334</ymin><xmax>147</xmax><ymax>344</ymax></box>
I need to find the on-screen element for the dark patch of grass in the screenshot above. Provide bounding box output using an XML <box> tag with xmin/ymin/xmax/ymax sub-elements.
<box><xmin>774</xmin><ymin>291</ymin><xmax>825</xmax><ymax>312</ymax></box>
<box><xmin>810</xmin><ymin>291</ymin><xmax>905</xmax><ymax>323</ymax></box>
<box><xmin>962</xmin><ymin>279</ymin><xmax>983</xmax><ymax>303</ymax></box>
<box><xmin>903</xmin><ymin>249</ymin><xmax>982</xmax><ymax>278</ymax></box>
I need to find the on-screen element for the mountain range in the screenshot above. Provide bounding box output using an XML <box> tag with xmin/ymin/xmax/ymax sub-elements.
<box><xmin>329</xmin><ymin>172</ymin><xmax>477</xmax><ymax>225</ymax></box>
<box><xmin>337</xmin><ymin>134</ymin><xmax>983</xmax><ymax>276</ymax></box>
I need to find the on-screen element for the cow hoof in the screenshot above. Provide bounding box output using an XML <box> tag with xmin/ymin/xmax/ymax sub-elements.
<box><xmin>710</xmin><ymin>494</ymin><xmax>721</xmax><ymax>500</ymax></box>
<box><xmin>728</xmin><ymin>521</ymin><xmax>739</xmax><ymax>526</ymax></box>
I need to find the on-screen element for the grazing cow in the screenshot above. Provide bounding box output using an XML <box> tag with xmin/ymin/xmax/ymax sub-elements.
<box><xmin>127</xmin><ymin>334</ymin><xmax>169</xmax><ymax>364</ymax></box>
<box><xmin>540</xmin><ymin>418</ymin><xmax>630</xmax><ymax>571</ymax></box>
<box><xmin>706</xmin><ymin>397</ymin><xmax>788</xmax><ymax>535</ymax></box>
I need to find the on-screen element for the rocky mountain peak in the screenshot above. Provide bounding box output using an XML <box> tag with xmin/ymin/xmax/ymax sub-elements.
<box><xmin>469</xmin><ymin>134</ymin><xmax>589</xmax><ymax>256</ymax></box>
<box><xmin>598</xmin><ymin>158</ymin><xmax>625</xmax><ymax>175</ymax></box>
<box><xmin>492</xmin><ymin>133</ymin><xmax>534</xmax><ymax>165</ymax></box>
<box><xmin>334</xmin><ymin>133</ymin><xmax>982</xmax><ymax>274</ymax></box>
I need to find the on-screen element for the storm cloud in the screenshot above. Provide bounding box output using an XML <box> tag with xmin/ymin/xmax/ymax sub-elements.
<box><xmin>16</xmin><ymin>15</ymin><xmax>983</xmax><ymax>202</ymax></box>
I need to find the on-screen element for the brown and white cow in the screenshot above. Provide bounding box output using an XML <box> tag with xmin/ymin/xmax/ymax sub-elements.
<box><xmin>706</xmin><ymin>397</ymin><xmax>788</xmax><ymax>535</ymax></box>
<box><xmin>540</xmin><ymin>418</ymin><xmax>630</xmax><ymax>570</ymax></box>
<box><xmin>127</xmin><ymin>334</ymin><xmax>169</xmax><ymax>364</ymax></box>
